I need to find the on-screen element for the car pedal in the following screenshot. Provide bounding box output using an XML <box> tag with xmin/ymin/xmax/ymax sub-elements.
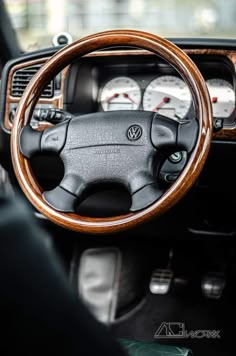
<box><xmin>149</xmin><ymin>268</ymin><xmax>173</xmax><ymax>294</ymax></box>
<box><xmin>201</xmin><ymin>272</ymin><xmax>225</xmax><ymax>299</ymax></box>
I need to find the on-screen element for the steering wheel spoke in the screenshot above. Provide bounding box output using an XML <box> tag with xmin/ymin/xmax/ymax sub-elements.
<box><xmin>130</xmin><ymin>182</ymin><xmax>164</xmax><ymax>212</ymax></box>
<box><xmin>43</xmin><ymin>186</ymin><xmax>77</xmax><ymax>213</ymax></box>
<box><xmin>151</xmin><ymin>114</ymin><xmax>178</xmax><ymax>153</ymax></box>
<box><xmin>177</xmin><ymin>118</ymin><xmax>198</xmax><ymax>152</ymax></box>
<box><xmin>20</xmin><ymin>125</ymin><xmax>43</xmax><ymax>159</ymax></box>
<box><xmin>43</xmin><ymin>173</ymin><xmax>87</xmax><ymax>212</ymax></box>
<box><xmin>20</xmin><ymin>121</ymin><xmax>69</xmax><ymax>159</ymax></box>
<box><xmin>151</xmin><ymin>114</ymin><xmax>198</xmax><ymax>155</ymax></box>
<box><xmin>41</xmin><ymin>121</ymin><xmax>69</xmax><ymax>154</ymax></box>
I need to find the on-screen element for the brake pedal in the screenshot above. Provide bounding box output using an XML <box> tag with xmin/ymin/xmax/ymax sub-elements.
<box><xmin>201</xmin><ymin>272</ymin><xmax>225</xmax><ymax>299</ymax></box>
<box><xmin>149</xmin><ymin>268</ymin><xmax>173</xmax><ymax>294</ymax></box>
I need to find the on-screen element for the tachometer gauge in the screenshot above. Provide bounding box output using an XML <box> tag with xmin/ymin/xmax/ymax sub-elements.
<box><xmin>206</xmin><ymin>78</ymin><xmax>235</xmax><ymax>118</ymax></box>
<box><xmin>143</xmin><ymin>75</ymin><xmax>192</xmax><ymax>120</ymax></box>
<box><xmin>100</xmin><ymin>76</ymin><xmax>141</xmax><ymax>111</ymax></box>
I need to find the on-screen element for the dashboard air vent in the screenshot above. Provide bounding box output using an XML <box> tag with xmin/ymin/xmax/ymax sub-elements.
<box><xmin>11</xmin><ymin>64</ymin><xmax>54</xmax><ymax>98</ymax></box>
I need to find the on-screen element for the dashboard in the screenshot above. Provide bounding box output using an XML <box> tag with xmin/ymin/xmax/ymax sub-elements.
<box><xmin>1</xmin><ymin>45</ymin><xmax>236</xmax><ymax>187</ymax></box>
<box><xmin>1</xmin><ymin>46</ymin><xmax>236</xmax><ymax>140</ymax></box>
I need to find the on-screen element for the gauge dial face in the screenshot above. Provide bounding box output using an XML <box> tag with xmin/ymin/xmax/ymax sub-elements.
<box><xmin>143</xmin><ymin>75</ymin><xmax>192</xmax><ymax>120</ymax></box>
<box><xmin>100</xmin><ymin>76</ymin><xmax>141</xmax><ymax>111</ymax></box>
<box><xmin>206</xmin><ymin>78</ymin><xmax>235</xmax><ymax>118</ymax></box>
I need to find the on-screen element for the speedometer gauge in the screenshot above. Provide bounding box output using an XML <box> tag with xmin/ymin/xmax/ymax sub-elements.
<box><xmin>143</xmin><ymin>75</ymin><xmax>192</xmax><ymax>120</ymax></box>
<box><xmin>100</xmin><ymin>76</ymin><xmax>141</xmax><ymax>111</ymax></box>
<box><xmin>206</xmin><ymin>78</ymin><xmax>235</xmax><ymax>118</ymax></box>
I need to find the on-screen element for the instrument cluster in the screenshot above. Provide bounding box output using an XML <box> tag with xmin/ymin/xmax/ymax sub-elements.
<box><xmin>99</xmin><ymin>74</ymin><xmax>235</xmax><ymax>121</ymax></box>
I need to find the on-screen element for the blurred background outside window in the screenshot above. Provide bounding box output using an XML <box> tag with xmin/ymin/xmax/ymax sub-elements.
<box><xmin>3</xmin><ymin>0</ymin><xmax>236</xmax><ymax>51</ymax></box>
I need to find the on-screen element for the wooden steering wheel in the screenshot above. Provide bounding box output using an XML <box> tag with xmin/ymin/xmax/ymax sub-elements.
<box><xmin>10</xmin><ymin>30</ymin><xmax>212</xmax><ymax>234</ymax></box>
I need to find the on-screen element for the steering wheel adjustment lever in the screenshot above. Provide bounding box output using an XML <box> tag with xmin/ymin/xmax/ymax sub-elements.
<box><xmin>20</xmin><ymin>122</ymin><xmax>69</xmax><ymax>159</ymax></box>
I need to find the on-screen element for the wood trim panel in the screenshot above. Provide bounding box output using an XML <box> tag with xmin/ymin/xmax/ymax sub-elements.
<box><xmin>186</xmin><ymin>49</ymin><xmax>236</xmax><ymax>140</ymax></box>
<box><xmin>4</xmin><ymin>57</ymin><xmax>68</xmax><ymax>131</ymax></box>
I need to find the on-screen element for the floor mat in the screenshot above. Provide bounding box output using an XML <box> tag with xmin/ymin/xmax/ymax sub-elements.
<box><xmin>113</xmin><ymin>289</ymin><xmax>234</xmax><ymax>356</ymax></box>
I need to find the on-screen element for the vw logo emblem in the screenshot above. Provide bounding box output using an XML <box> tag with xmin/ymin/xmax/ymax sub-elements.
<box><xmin>127</xmin><ymin>125</ymin><xmax>142</xmax><ymax>141</ymax></box>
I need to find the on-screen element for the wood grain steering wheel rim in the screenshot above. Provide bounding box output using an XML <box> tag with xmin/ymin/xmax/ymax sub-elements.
<box><xmin>11</xmin><ymin>30</ymin><xmax>213</xmax><ymax>234</ymax></box>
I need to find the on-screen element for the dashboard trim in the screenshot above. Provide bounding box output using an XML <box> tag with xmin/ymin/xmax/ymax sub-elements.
<box><xmin>3</xmin><ymin>47</ymin><xmax>236</xmax><ymax>139</ymax></box>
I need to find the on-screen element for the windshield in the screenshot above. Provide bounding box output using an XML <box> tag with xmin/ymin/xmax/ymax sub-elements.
<box><xmin>4</xmin><ymin>0</ymin><xmax>236</xmax><ymax>52</ymax></box>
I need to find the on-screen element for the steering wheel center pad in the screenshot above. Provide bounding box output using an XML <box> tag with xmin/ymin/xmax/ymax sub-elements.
<box><xmin>20</xmin><ymin>110</ymin><xmax>198</xmax><ymax>212</ymax></box>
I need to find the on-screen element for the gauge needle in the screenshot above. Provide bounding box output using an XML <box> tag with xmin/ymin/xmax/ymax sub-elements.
<box><xmin>152</xmin><ymin>96</ymin><xmax>170</xmax><ymax>112</ymax></box>
<box><xmin>123</xmin><ymin>93</ymin><xmax>137</xmax><ymax>104</ymax></box>
<box><xmin>212</xmin><ymin>97</ymin><xmax>218</xmax><ymax>103</ymax></box>
<box><xmin>105</xmin><ymin>93</ymin><xmax>119</xmax><ymax>103</ymax></box>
